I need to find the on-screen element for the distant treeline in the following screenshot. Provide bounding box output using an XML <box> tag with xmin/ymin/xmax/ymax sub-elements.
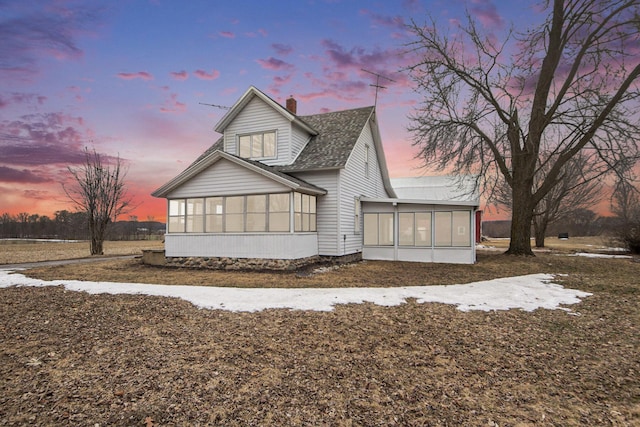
<box><xmin>0</xmin><ymin>210</ymin><xmax>165</xmax><ymax>240</ymax></box>
<box><xmin>482</xmin><ymin>208</ymin><xmax>619</xmax><ymax>238</ymax></box>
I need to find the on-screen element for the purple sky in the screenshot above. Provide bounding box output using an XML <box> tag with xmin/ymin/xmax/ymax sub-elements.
<box><xmin>0</xmin><ymin>0</ymin><xmax>530</xmax><ymax>221</ymax></box>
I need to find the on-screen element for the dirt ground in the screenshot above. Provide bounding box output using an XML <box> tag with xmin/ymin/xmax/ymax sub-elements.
<box><xmin>1</xmin><ymin>240</ymin><xmax>639</xmax><ymax>426</ymax></box>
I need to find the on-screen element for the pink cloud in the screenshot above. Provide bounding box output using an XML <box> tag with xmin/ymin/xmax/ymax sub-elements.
<box><xmin>256</xmin><ymin>57</ymin><xmax>294</xmax><ymax>71</ymax></box>
<box><xmin>0</xmin><ymin>166</ymin><xmax>52</xmax><ymax>183</ymax></box>
<box><xmin>470</xmin><ymin>1</ymin><xmax>505</xmax><ymax>29</ymax></box>
<box><xmin>258</xmin><ymin>28</ymin><xmax>268</xmax><ymax>37</ymax></box>
<box><xmin>219</xmin><ymin>31</ymin><xmax>235</xmax><ymax>38</ymax></box>
<box><xmin>272</xmin><ymin>43</ymin><xmax>293</xmax><ymax>55</ymax></box>
<box><xmin>0</xmin><ymin>2</ymin><xmax>102</xmax><ymax>79</ymax></box>
<box><xmin>160</xmin><ymin>93</ymin><xmax>187</xmax><ymax>114</ymax></box>
<box><xmin>117</xmin><ymin>71</ymin><xmax>154</xmax><ymax>81</ymax></box>
<box><xmin>193</xmin><ymin>69</ymin><xmax>220</xmax><ymax>80</ymax></box>
<box><xmin>170</xmin><ymin>70</ymin><xmax>188</xmax><ymax>80</ymax></box>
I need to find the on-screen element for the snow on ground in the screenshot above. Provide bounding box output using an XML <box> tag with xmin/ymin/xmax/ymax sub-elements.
<box><xmin>0</xmin><ymin>269</ymin><xmax>591</xmax><ymax>313</ymax></box>
<box><xmin>569</xmin><ymin>252</ymin><xmax>633</xmax><ymax>259</ymax></box>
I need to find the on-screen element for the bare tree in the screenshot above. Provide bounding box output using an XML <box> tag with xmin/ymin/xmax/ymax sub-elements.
<box><xmin>496</xmin><ymin>153</ymin><xmax>603</xmax><ymax>247</ymax></box>
<box><xmin>611</xmin><ymin>171</ymin><xmax>640</xmax><ymax>253</ymax></box>
<box><xmin>406</xmin><ymin>0</ymin><xmax>640</xmax><ymax>255</ymax></box>
<box><xmin>64</xmin><ymin>148</ymin><xmax>132</xmax><ymax>255</ymax></box>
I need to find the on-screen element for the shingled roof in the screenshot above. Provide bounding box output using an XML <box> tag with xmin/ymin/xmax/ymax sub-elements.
<box><xmin>279</xmin><ymin>106</ymin><xmax>374</xmax><ymax>172</ymax></box>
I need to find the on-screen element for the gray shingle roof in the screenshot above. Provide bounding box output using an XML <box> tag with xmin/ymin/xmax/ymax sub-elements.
<box><xmin>279</xmin><ymin>106</ymin><xmax>374</xmax><ymax>172</ymax></box>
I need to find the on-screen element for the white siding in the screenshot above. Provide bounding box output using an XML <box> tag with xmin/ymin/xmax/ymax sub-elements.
<box><xmin>291</xmin><ymin>169</ymin><xmax>339</xmax><ymax>256</ymax></box>
<box><xmin>290</xmin><ymin>124</ymin><xmax>311</xmax><ymax>163</ymax></box>
<box><xmin>165</xmin><ymin>233</ymin><xmax>318</xmax><ymax>259</ymax></box>
<box><xmin>338</xmin><ymin>120</ymin><xmax>391</xmax><ymax>255</ymax></box>
<box><xmin>166</xmin><ymin>158</ymin><xmax>289</xmax><ymax>198</ymax></box>
<box><xmin>223</xmin><ymin>96</ymin><xmax>292</xmax><ymax>166</ymax></box>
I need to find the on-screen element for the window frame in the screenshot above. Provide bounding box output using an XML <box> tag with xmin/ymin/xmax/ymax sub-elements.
<box><xmin>237</xmin><ymin>130</ymin><xmax>277</xmax><ymax>159</ymax></box>
<box><xmin>167</xmin><ymin>192</ymin><xmax>317</xmax><ymax>234</ymax></box>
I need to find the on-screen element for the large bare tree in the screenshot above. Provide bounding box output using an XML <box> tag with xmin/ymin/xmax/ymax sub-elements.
<box><xmin>496</xmin><ymin>153</ymin><xmax>603</xmax><ymax>247</ymax></box>
<box><xmin>406</xmin><ymin>0</ymin><xmax>640</xmax><ymax>255</ymax></box>
<box><xmin>64</xmin><ymin>148</ymin><xmax>132</xmax><ymax>255</ymax></box>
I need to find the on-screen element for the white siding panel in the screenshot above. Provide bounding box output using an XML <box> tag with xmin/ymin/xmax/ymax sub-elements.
<box><xmin>223</xmin><ymin>96</ymin><xmax>292</xmax><ymax>166</ymax></box>
<box><xmin>167</xmin><ymin>158</ymin><xmax>289</xmax><ymax>198</ymax></box>
<box><xmin>338</xmin><ymin>120</ymin><xmax>391</xmax><ymax>255</ymax></box>
<box><xmin>291</xmin><ymin>169</ymin><xmax>339</xmax><ymax>256</ymax></box>
<box><xmin>290</xmin><ymin>124</ymin><xmax>311</xmax><ymax>163</ymax></box>
<box><xmin>166</xmin><ymin>233</ymin><xmax>318</xmax><ymax>259</ymax></box>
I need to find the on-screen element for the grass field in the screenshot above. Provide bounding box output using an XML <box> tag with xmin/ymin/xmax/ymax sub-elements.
<box><xmin>1</xmin><ymin>239</ymin><xmax>639</xmax><ymax>425</ymax></box>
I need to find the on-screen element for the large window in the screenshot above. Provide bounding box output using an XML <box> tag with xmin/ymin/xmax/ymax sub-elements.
<box><xmin>225</xmin><ymin>196</ymin><xmax>245</xmax><ymax>232</ymax></box>
<box><xmin>399</xmin><ymin>212</ymin><xmax>432</xmax><ymax>246</ymax></box>
<box><xmin>294</xmin><ymin>192</ymin><xmax>316</xmax><ymax>232</ymax></box>
<box><xmin>269</xmin><ymin>193</ymin><xmax>290</xmax><ymax>232</ymax></box>
<box><xmin>167</xmin><ymin>192</ymin><xmax>316</xmax><ymax>234</ymax></box>
<box><xmin>186</xmin><ymin>198</ymin><xmax>204</xmax><ymax>232</ymax></box>
<box><xmin>246</xmin><ymin>195</ymin><xmax>266</xmax><ymax>232</ymax></box>
<box><xmin>363</xmin><ymin>213</ymin><xmax>394</xmax><ymax>246</ymax></box>
<box><xmin>363</xmin><ymin>209</ymin><xmax>469</xmax><ymax>247</ymax></box>
<box><xmin>206</xmin><ymin>197</ymin><xmax>223</xmax><ymax>232</ymax></box>
<box><xmin>434</xmin><ymin>211</ymin><xmax>471</xmax><ymax>247</ymax></box>
<box><xmin>238</xmin><ymin>131</ymin><xmax>276</xmax><ymax>159</ymax></box>
<box><xmin>168</xmin><ymin>199</ymin><xmax>186</xmax><ymax>233</ymax></box>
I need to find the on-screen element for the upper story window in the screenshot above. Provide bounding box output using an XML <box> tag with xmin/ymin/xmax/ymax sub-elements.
<box><xmin>238</xmin><ymin>131</ymin><xmax>276</xmax><ymax>159</ymax></box>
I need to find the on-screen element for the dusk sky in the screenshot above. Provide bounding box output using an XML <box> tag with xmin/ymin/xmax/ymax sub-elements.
<box><xmin>1</xmin><ymin>0</ymin><xmax>534</xmax><ymax>221</ymax></box>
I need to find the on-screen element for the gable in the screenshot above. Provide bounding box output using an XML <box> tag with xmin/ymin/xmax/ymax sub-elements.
<box><xmin>165</xmin><ymin>157</ymin><xmax>292</xmax><ymax>198</ymax></box>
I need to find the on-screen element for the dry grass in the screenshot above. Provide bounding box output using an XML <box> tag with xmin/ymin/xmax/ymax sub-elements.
<box><xmin>0</xmin><ymin>240</ymin><xmax>163</xmax><ymax>265</ymax></box>
<box><xmin>1</xmin><ymin>239</ymin><xmax>639</xmax><ymax>425</ymax></box>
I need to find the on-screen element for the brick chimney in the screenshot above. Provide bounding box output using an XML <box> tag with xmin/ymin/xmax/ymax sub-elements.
<box><xmin>285</xmin><ymin>96</ymin><xmax>297</xmax><ymax>114</ymax></box>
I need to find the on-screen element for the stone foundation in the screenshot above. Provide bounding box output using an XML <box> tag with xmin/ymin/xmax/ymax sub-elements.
<box><xmin>142</xmin><ymin>250</ymin><xmax>362</xmax><ymax>271</ymax></box>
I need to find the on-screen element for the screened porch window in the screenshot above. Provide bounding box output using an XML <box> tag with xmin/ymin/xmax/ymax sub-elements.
<box><xmin>167</xmin><ymin>192</ymin><xmax>316</xmax><ymax>234</ymax></box>
<box><xmin>363</xmin><ymin>213</ymin><xmax>394</xmax><ymax>246</ymax></box>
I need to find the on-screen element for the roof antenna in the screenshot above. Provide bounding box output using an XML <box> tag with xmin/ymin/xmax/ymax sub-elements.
<box><xmin>199</xmin><ymin>102</ymin><xmax>230</xmax><ymax>110</ymax></box>
<box><xmin>361</xmin><ymin>69</ymin><xmax>395</xmax><ymax>106</ymax></box>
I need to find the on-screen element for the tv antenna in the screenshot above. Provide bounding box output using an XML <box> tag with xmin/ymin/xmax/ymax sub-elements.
<box><xmin>199</xmin><ymin>102</ymin><xmax>230</xmax><ymax>110</ymax></box>
<box><xmin>361</xmin><ymin>69</ymin><xmax>395</xmax><ymax>106</ymax></box>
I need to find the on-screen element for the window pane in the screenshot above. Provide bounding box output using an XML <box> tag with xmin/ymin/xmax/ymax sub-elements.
<box><xmin>294</xmin><ymin>192</ymin><xmax>302</xmax><ymax>213</ymax></box>
<box><xmin>302</xmin><ymin>194</ymin><xmax>310</xmax><ymax>214</ymax></box>
<box><xmin>168</xmin><ymin>216</ymin><xmax>185</xmax><ymax>233</ymax></box>
<box><xmin>363</xmin><ymin>214</ymin><xmax>378</xmax><ymax>245</ymax></box>
<box><xmin>246</xmin><ymin>213</ymin><xmax>266</xmax><ymax>232</ymax></box>
<box><xmin>247</xmin><ymin>195</ymin><xmax>266</xmax><ymax>213</ymax></box>
<box><xmin>310</xmin><ymin>213</ymin><xmax>316</xmax><ymax>232</ymax></box>
<box><xmin>239</xmin><ymin>135</ymin><xmax>251</xmax><ymax>157</ymax></box>
<box><xmin>169</xmin><ymin>199</ymin><xmax>185</xmax><ymax>216</ymax></box>
<box><xmin>399</xmin><ymin>213</ymin><xmax>414</xmax><ymax>246</ymax></box>
<box><xmin>251</xmin><ymin>134</ymin><xmax>262</xmax><ymax>157</ymax></box>
<box><xmin>263</xmin><ymin>132</ymin><xmax>275</xmax><ymax>157</ymax></box>
<box><xmin>415</xmin><ymin>212</ymin><xmax>432</xmax><ymax>246</ymax></box>
<box><xmin>294</xmin><ymin>212</ymin><xmax>302</xmax><ymax>231</ymax></box>
<box><xmin>206</xmin><ymin>197</ymin><xmax>223</xmax><ymax>215</ymax></box>
<box><xmin>434</xmin><ymin>211</ymin><xmax>452</xmax><ymax>246</ymax></box>
<box><xmin>379</xmin><ymin>213</ymin><xmax>394</xmax><ymax>246</ymax></box>
<box><xmin>186</xmin><ymin>215</ymin><xmax>204</xmax><ymax>232</ymax></box>
<box><xmin>187</xmin><ymin>198</ymin><xmax>204</xmax><ymax>215</ymax></box>
<box><xmin>206</xmin><ymin>215</ymin><xmax>223</xmax><ymax>232</ymax></box>
<box><xmin>303</xmin><ymin>212</ymin><xmax>310</xmax><ymax>231</ymax></box>
<box><xmin>269</xmin><ymin>193</ymin><xmax>289</xmax><ymax>212</ymax></box>
<box><xmin>309</xmin><ymin>196</ymin><xmax>316</xmax><ymax>213</ymax></box>
<box><xmin>269</xmin><ymin>212</ymin><xmax>289</xmax><ymax>232</ymax></box>
<box><xmin>226</xmin><ymin>214</ymin><xmax>244</xmax><ymax>232</ymax></box>
<box><xmin>452</xmin><ymin>211</ymin><xmax>471</xmax><ymax>246</ymax></box>
<box><xmin>226</xmin><ymin>196</ymin><xmax>244</xmax><ymax>214</ymax></box>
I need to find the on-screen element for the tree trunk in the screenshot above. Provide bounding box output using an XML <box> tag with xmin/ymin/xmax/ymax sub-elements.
<box><xmin>506</xmin><ymin>179</ymin><xmax>535</xmax><ymax>256</ymax></box>
<box><xmin>533</xmin><ymin>217</ymin><xmax>547</xmax><ymax>248</ymax></box>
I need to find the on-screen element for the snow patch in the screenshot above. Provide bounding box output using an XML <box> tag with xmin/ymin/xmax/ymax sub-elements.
<box><xmin>0</xmin><ymin>269</ymin><xmax>591</xmax><ymax>313</ymax></box>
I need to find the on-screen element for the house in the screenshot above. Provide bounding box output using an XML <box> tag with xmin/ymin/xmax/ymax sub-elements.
<box><xmin>152</xmin><ymin>86</ymin><xmax>478</xmax><ymax>268</ymax></box>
